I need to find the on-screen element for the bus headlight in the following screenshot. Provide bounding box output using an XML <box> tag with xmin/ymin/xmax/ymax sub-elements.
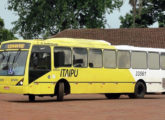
<box><xmin>16</xmin><ymin>79</ymin><xmax>24</xmax><ymax>86</ymax></box>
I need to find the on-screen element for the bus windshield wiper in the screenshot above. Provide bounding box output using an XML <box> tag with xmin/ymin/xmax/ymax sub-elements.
<box><xmin>12</xmin><ymin>50</ymin><xmax>21</xmax><ymax>68</ymax></box>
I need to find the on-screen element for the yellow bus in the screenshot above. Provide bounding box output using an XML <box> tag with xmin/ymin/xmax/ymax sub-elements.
<box><xmin>0</xmin><ymin>38</ymin><xmax>165</xmax><ymax>101</ymax></box>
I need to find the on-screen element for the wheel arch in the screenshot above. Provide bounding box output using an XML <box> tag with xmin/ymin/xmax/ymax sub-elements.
<box><xmin>55</xmin><ymin>79</ymin><xmax>71</xmax><ymax>95</ymax></box>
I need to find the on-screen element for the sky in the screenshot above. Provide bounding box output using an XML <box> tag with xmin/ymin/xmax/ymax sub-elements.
<box><xmin>106</xmin><ymin>0</ymin><xmax>131</xmax><ymax>28</ymax></box>
<box><xmin>0</xmin><ymin>0</ymin><xmax>158</xmax><ymax>38</ymax></box>
<box><xmin>0</xmin><ymin>0</ymin><xmax>18</xmax><ymax>29</ymax></box>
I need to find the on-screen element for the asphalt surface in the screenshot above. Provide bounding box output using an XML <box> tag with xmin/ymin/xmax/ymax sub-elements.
<box><xmin>0</xmin><ymin>94</ymin><xmax>165</xmax><ymax>120</ymax></box>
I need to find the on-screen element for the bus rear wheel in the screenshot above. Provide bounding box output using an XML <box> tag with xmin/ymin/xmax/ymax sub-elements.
<box><xmin>57</xmin><ymin>82</ymin><xmax>64</xmax><ymax>101</ymax></box>
<box><xmin>105</xmin><ymin>93</ymin><xmax>121</xmax><ymax>99</ymax></box>
<box><xmin>29</xmin><ymin>95</ymin><xmax>35</xmax><ymax>102</ymax></box>
<box><xmin>128</xmin><ymin>81</ymin><xmax>146</xmax><ymax>99</ymax></box>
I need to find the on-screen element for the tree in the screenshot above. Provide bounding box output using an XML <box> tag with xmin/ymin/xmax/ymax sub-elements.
<box><xmin>0</xmin><ymin>18</ymin><xmax>16</xmax><ymax>42</ymax></box>
<box><xmin>159</xmin><ymin>14</ymin><xmax>165</xmax><ymax>27</ymax></box>
<box><xmin>8</xmin><ymin>0</ymin><xmax>123</xmax><ymax>39</ymax></box>
<box><xmin>120</xmin><ymin>0</ymin><xmax>165</xmax><ymax>28</ymax></box>
<box><xmin>129</xmin><ymin>0</ymin><xmax>143</xmax><ymax>27</ymax></box>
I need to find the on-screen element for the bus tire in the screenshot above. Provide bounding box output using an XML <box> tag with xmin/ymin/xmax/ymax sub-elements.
<box><xmin>128</xmin><ymin>81</ymin><xmax>146</xmax><ymax>99</ymax></box>
<box><xmin>105</xmin><ymin>93</ymin><xmax>121</xmax><ymax>99</ymax></box>
<box><xmin>57</xmin><ymin>82</ymin><xmax>64</xmax><ymax>101</ymax></box>
<box><xmin>29</xmin><ymin>95</ymin><xmax>35</xmax><ymax>102</ymax></box>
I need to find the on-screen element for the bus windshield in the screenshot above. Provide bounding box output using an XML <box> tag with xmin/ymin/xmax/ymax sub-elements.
<box><xmin>0</xmin><ymin>51</ymin><xmax>28</xmax><ymax>76</ymax></box>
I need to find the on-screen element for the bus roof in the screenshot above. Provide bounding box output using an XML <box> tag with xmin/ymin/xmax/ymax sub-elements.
<box><xmin>1</xmin><ymin>38</ymin><xmax>114</xmax><ymax>49</ymax></box>
<box><xmin>116</xmin><ymin>45</ymin><xmax>165</xmax><ymax>52</ymax></box>
<box><xmin>1</xmin><ymin>39</ymin><xmax>43</xmax><ymax>44</ymax></box>
<box><xmin>2</xmin><ymin>38</ymin><xmax>165</xmax><ymax>52</ymax></box>
<box><xmin>45</xmin><ymin>38</ymin><xmax>112</xmax><ymax>48</ymax></box>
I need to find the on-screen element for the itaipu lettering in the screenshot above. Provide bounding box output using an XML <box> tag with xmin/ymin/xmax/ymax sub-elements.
<box><xmin>60</xmin><ymin>69</ymin><xmax>78</xmax><ymax>77</ymax></box>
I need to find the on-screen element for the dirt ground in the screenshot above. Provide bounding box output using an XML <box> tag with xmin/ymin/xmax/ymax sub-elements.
<box><xmin>0</xmin><ymin>94</ymin><xmax>165</xmax><ymax>120</ymax></box>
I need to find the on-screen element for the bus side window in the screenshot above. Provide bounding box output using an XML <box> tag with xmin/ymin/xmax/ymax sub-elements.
<box><xmin>148</xmin><ymin>52</ymin><xmax>160</xmax><ymax>69</ymax></box>
<box><xmin>73</xmin><ymin>48</ymin><xmax>87</xmax><ymax>67</ymax></box>
<box><xmin>54</xmin><ymin>47</ymin><xmax>72</xmax><ymax>67</ymax></box>
<box><xmin>89</xmin><ymin>49</ymin><xmax>102</xmax><ymax>68</ymax></box>
<box><xmin>29</xmin><ymin>45</ymin><xmax>51</xmax><ymax>84</ymax></box>
<box><xmin>103</xmin><ymin>50</ymin><xmax>116</xmax><ymax>68</ymax></box>
<box><xmin>117</xmin><ymin>51</ymin><xmax>130</xmax><ymax>69</ymax></box>
<box><xmin>160</xmin><ymin>53</ymin><xmax>165</xmax><ymax>69</ymax></box>
<box><xmin>131</xmin><ymin>51</ymin><xmax>147</xmax><ymax>69</ymax></box>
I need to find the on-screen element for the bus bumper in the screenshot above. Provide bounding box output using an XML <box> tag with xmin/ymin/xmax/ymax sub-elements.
<box><xmin>0</xmin><ymin>85</ymin><xmax>27</xmax><ymax>94</ymax></box>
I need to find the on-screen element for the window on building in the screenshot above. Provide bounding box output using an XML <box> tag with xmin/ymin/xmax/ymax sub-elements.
<box><xmin>132</xmin><ymin>51</ymin><xmax>147</xmax><ymax>69</ymax></box>
<box><xmin>160</xmin><ymin>53</ymin><xmax>165</xmax><ymax>69</ymax></box>
<box><xmin>73</xmin><ymin>48</ymin><xmax>87</xmax><ymax>67</ymax></box>
<box><xmin>54</xmin><ymin>47</ymin><xmax>72</xmax><ymax>67</ymax></box>
<box><xmin>117</xmin><ymin>51</ymin><xmax>130</xmax><ymax>69</ymax></box>
<box><xmin>148</xmin><ymin>52</ymin><xmax>160</xmax><ymax>69</ymax></box>
<box><xmin>103</xmin><ymin>50</ymin><xmax>116</xmax><ymax>68</ymax></box>
<box><xmin>89</xmin><ymin>49</ymin><xmax>102</xmax><ymax>68</ymax></box>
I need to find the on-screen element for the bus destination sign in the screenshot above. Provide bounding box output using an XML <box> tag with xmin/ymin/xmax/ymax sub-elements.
<box><xmin>1</xmin><ymin>43</ymin><xmax>30</xmax><ymax>49</ymax></box>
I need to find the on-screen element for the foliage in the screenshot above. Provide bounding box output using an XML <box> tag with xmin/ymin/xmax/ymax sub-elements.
<box><xmin>120</xmin><ymin>0</ymin><xmax>165</xmax><ymax>28</ymax></box>
<box><xmin>8</xmin><ymin>0</ymin><xmax>123</xmax><ymax>39</ymax></box>
<box><xmin>0</xmin><ymin>18</ymin><xmax>16</xmax><ymax>42</ymax></box>
<box><xmin>128</xmin><ymin>0</ymin><xmax>143</xmax><ymax>27</ymax></box>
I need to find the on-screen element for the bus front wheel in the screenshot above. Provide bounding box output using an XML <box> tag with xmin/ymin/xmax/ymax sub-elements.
<box><xmin>128</xmin><ymin>81</ymin><xmax>146</xmax><ymax>99</ymax></box>
<box><xmin>105</xmin><ymin>93</ymin><xmax>121</xmax><ymax>99</ymax></box>
<box><xmin>29</xmin><ymin>95</ymin><xmax>35</xmax><ymax>102</ymax></box>
<box><xmin>57</xmin><ymin>82</ymin><xmax>64</xmax><ymax>101</ymax></box>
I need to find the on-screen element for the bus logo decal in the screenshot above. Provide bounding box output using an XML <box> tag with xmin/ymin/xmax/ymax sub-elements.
<box><xmin>60</xmin><ymin>69</ymin><xmax>78</xmax><ymax>77</ymax></box>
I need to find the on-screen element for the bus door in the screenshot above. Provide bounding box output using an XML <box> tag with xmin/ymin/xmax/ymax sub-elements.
<box><xmin>29</xmin><ymin>45</ymin><xmax>52</xmax><ymax>84</ymax></box>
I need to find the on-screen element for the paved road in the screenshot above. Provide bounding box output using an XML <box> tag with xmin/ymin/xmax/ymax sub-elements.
<box><xmin>0</xmin><ymin>94</ymin><xmax>165</xmax><ymax>120</ymax></box>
